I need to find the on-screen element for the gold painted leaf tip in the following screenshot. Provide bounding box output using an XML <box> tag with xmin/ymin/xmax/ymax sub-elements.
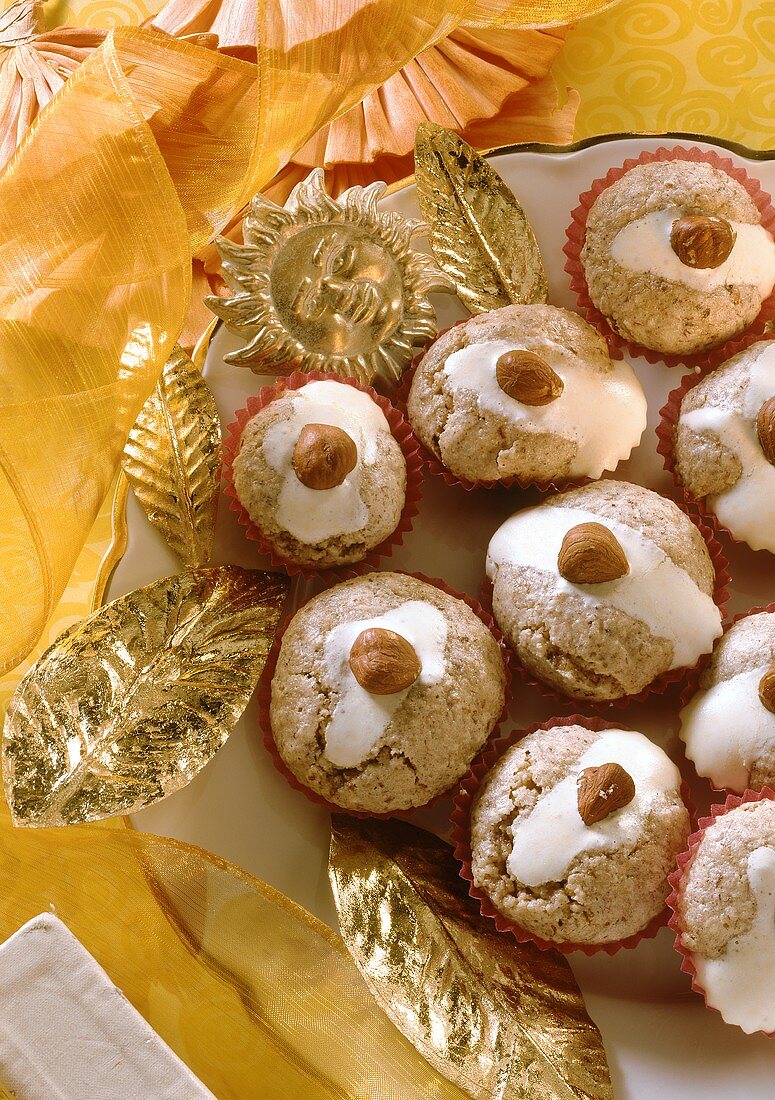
<box><xmin>414</xmin><ymin>126</ymin><xmax>549</xmax><ymax>314</ymax></box>
<box><xmin>329</xmin><ymin>815</ymin><xmax>613</xmax><ymax>1100</ymax></box>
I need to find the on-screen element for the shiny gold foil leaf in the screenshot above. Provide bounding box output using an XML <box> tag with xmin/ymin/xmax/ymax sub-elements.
<box><xmin>3</xmin><ymin>567</ymin><xmax>288</xmax><ymax>827</ymax></box>
<box><xmin>122</xmin><ymin>345</ymin><xmax>221</xmax><ymax>568</ymax></box>
<box><xmin>330</xmin><ymin>816</ymin><xmax>613</xmax><ymax>1100</ymax></box>
<box><xmin>414</xmin><ymin>123</ymin><xmax>549</xmax><ymax>314</ymax></box>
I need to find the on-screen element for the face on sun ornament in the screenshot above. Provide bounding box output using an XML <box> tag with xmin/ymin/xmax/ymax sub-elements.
<box><xmin>205</xmin><ymin>169</ymin><xmax>453</xmax><ymax>384</ymax></box>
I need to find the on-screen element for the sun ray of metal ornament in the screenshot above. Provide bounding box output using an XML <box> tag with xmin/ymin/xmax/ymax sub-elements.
<box><xmin>415</xmin><ymin>123</ymin><xmax>549</xmax><ymax>314</ymax></box>
<box><xmin>122</xmin><ymin>344</ymin><xmax>221</xmax><ymax>568</ymax></box>
<box><xmin>329</xmin><ymin>816</ymin><xmax>613</xmax><ymax>1100</ymax></box>
<box><xmin>3</xmin><ymin>567</ymin><xmax>289</xmax><ymax>827</ymax></box>
<box><xmin>205</xmin><ymin>168</ymin><xmax>453</xmax><ymax>385</ymax></box>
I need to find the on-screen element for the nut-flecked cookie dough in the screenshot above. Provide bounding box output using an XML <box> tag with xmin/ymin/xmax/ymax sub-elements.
<box><xmin>674</xmin><ymin>340</ymin><xmax>775</xmax><ymax>552</ymax></box>
<box><xmin>269</xmin><ymin>572</ymin><xmax>507</xmax><ymax>813</ymax></box>
<box><xmin>486</xmin><ymin>479</ymin><xmax>722</xmax><ymax>701</ymax></box>
<box><xmin>581</xmin><ymin>160</ymin><xmax>775</xmax><ymax>356</ymax></box>
<box><xmin>680</xmin><ymin>610</ymin><xmax>775</xmax><ymax>793</ymax></box>
<box><xmin>470</xmin><ymin>724</ymin><xmax>689</xmax><ymax>945</ymax></box>
<box><xmin>407</xmin><ymin>304</ymin><xmax>646</xmax><ymax>483</ymax></box>
<box><xmin>233</xmin><ymin>380</ymin><xmax>406</xmax><ymax>567</ymax></box>
<box><xmin>675</xmin><ymin>799</ymin><xmax>775</xmax><ymax>1034</ymax></box>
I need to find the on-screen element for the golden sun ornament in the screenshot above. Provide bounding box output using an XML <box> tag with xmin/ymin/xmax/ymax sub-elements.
<box><xmin>205</xmin><ymin>169</ymin><xmax>452</xmax><ymax>384</ymax></box>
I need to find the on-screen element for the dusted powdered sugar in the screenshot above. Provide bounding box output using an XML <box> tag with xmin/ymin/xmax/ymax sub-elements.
<box><xmin>680</xmin><ymin>343</ymin><xmax>775</xmax><ymax>552</ymax></box>
<box><xmin>507</xmin><ymin>729</ymin><xmax>681</xmax><ymax>887</ymax></box>
<box><xmin>693</xmin><ymin>845</ymin><xmax>775</xmax><ymax>1034</ymax></box>
<box><xmin>262</xmin><ymin>380</ymin><xmax>392</xmax><ymax>544</ymax></box>
<box><xmin>322</xmin><ymin>600</ymin><xmax>448</xmax><ymax>767</ymax></box>
<box><xmin>680</xmin><ymin>666</ymin><xmax>775</xmax><ymax>792</ymax></box>
<box><xmin>440</xmin><ymin>338</ymin><xmax>646</xmax><ymax>479</ymax></box>
<box><xmin>611</xmin><ymin>207</ymin><xmax>775</xmax><ymax>297</ymax></box>
<box><xmin>486</xmin><ymin>504</ymin><xmax>722</xmax><ymax>669</ymax></box>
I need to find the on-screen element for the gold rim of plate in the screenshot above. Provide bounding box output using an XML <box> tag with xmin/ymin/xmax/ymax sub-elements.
<box><xmin>93</xmin><ymin>131</ymin><xmax>775</xmax><ymax>613</ymax></box>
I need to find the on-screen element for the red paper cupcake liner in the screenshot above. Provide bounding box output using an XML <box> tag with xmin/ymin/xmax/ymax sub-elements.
<box><xmin>395</xmin><ymin>327</ymin><xmax>593</xmax><ymax>495</ymax></box>
<box><xmin>666</xmin><ymin>787</ymin><xmax>775</xmax><ymax>1036</ymax></box>
<box><xmin>256</xmin><ymin>570</ymin><xmax>513</xmax><ymax>819</ymax></box>
<box><xmin>221</xmin><ymin>370</ymin><xmax>424</xmax><ymax>579</ymax></box>
<box><xmin>451</xmin><ymin>713</ymin><xmax>695</xmax><ymax>955</ymax></box>
<box><xmin>478</xmin><ymin>497</ymin><xmax>730</xmax><ymax>711</ymax></box>
<box><xmin>564</xmin><ymin>145</ymin><xmax>775</xmax><ymax>370</ymax></box>
<box><xmin>678</xmin><ymin>601</ymin><xmax>775</xmax><ymax>795</ymax></box>
<box><xmin>656</xmin><ymin>339</ymin><xmax>775</xmax><ymax>550</ymax></box>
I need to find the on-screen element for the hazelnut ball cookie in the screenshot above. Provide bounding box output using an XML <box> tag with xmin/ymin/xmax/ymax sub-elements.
<box><xmin>486</xmin><ymin>480</ymin><xmax>722</xmax><ymax>701</ymax></box>
<box><xmin>673</xmin><ymin>798</ymin><xmax>775</xmax><ymax>1034</ymax></box>
<box><xmin>233</xmin><ymin>379</ymin><xmax>406</xmax><ymax>567</ymax></box>
<box><xmin>581</xmin><ymin>160</ymin><xmax>775</xmax><ymax>355</ymax></box>
<box><xmin>674</xmin><ymin>340</ymin><xmax>775</xmax><ymax>552</ymax></box>
<box><xmin>680</xmin><ymin>610</ymin><xmax>775</xmax><ymax>793</ymax></box>
<box><xmin>406</xmin><ymin>304</ymin><xmax>646</xmax><ymax>483</ymax></box>
<box><xmin>470</xmin><ymin>724</ymin><xmax>689</xmax><ymax>945</ymax></box>
<box><xmin>269</xmin><ymin>572</ymin><xmax>507</xmax><ymax>813</ymax></box>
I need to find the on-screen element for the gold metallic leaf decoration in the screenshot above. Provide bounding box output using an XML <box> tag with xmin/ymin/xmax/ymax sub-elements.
<box><xmin>414</xmin><ymin>123</ymin><xmax>549</xmax><ymax>314</ymax></box>
<box><xmin>329</xmin><ymin>816</ymin><xmax>613</xmax><ymax>1100</ymax></box>
<box><xmin>122</xmin><ymin>345</ymin><xmax>222</xmax><ymax>568</ymax></box>
<box><xmin>206</xmin><ymin>168</ymin><xmax>453</xmax><ymax>385</ymax></box>
<box><xmin>3</xmin><ymin>567</ymin><xmax>288</xmax><ymax>827</ymax></box>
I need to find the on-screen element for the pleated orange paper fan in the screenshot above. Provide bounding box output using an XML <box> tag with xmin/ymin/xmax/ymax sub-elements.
<box><xmin>150</xmin><ymin>0</ymin><xmax>578</xmax><ymax>201</ymax></box>
<box><xmin>295</xmin><ymin>24</ymin><xmax>573</xmax><ymax>170</ymax></box>
<box><xmin>0</xmin><ymin>1</ymin><xmax>106</xmax><ymax>170</ymax></box>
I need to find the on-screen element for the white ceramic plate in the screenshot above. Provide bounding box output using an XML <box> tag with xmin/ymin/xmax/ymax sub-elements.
<box><xmin>111</xmin><ymin>135</ymin><xmax>775</xmax><ymax>1098</ymax></box>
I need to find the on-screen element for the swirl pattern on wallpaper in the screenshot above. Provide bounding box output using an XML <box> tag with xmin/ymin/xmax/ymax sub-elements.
<box><xmin>554</xmin><ymin>0</ymin><xmax>773</xmax><ymax>148</ymax></box>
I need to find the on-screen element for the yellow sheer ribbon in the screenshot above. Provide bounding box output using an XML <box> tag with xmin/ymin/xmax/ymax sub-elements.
<box><xmin>0</xmin><ymin>0</ymin><xmax>616</xmax><ymax>674</ymax></box>
<box><xmin>0</xmin><ymin>801</ymin><xmax>467</xmax><ymax>1098</ymax></box>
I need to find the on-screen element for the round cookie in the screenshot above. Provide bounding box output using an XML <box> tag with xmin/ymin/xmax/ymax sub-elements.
<box><xmin>581</xmin><ymin>160</ymin><xmax>775</xmax><ymax>356</ymax></box>
<box><xmin>680</xmin><ymin>610</ymin><xmax>775</xmax><ymax>793</ymax></box>
<box><xmin>269</xmin><ymin>572</ymin><xmax>507</xmax><ymax>813</ymax></box>
<box><xmin>486</xmin><ymin>479</ymin><xmax>722</xmax><ymax>701</ymax></box>
<box><xmin>406</xmin><ymin>304</ymin><xmax>646</xmax><ymax>483</ymax></box>
<box><xmin>674</xmin><ymin>798</ymin><xmax>775</xmax><ymax>1034</ymax></box>
<box><xmin>469</xmin><ymin>724</ymin><xmax>689</xmax><ymax>945</ymax></box>
<box><xmin>674</xmin><ymin>340</ymin><xmax>775</xmax><ymax>552</ymax></box>
<box><xmin>233</xmin><ymin>379</ymin><xmax>406</xmax><ymax>567</ymax></box>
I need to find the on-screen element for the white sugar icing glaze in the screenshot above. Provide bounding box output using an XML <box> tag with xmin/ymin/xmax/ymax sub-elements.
<box><xmin>440</xmin><ymin>338</ymin><xmax>647</xmax><ymax>478</ymax></box>
<box><xmin>679</xmin><ymin>342</ymin><xmax>775</xmax><ymax>552</ymax></box>
<box><xmin>322</xmin><ymin>600</ymin><xmax>448</xmax><ymax>768</ymax></box>
<box><xmin>680</xmin><ymin>666</ymin><xmax>775</xmax><ymax>792</ymax></box>
<box><xmin>693</xmin><ymin>845</ymin><xmax>775</xmax><ymax>1034</ymax></box>
<box><xmin>486</xmin><ymin>505</ymin><xmax>722</xmax><ymax>668</ymax></box>
<box><xmin>611</xmin><ymin>207</ymin><xmax>775</xmax><ymax>297</ymax></box>
<box><xmin>262</xmin><ymin>380</ymin><xmax>394</xmax><ymax>544</ymax></box>
<box><xmin>507</xmin><ymin>729</ymin><xmax>681</xmax><ymax>887</ymax></box>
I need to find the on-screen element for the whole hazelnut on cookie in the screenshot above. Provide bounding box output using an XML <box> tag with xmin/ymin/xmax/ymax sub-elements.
<box><xmin>486</xmin><ymin>479</ymin><xmax>722</xmax><ymax>701</ymax></box>
<box><xmin>469</xmin><ymin>723</ymin><xmax>689</xmax><ymax>945</ymax></box>
<box><xmin>269</xmin><ymin>572</ymin><xmax>507</xmax><ymax>813</ymax></box>
<box><xmin>232</xmin><ymin>379</ymin><xmax>406</xmax><ymax>567</ymax></box>
<box><xmin>581</xmin><ymin>159</ymin><xmax>775</xmax><ymax>356</ymax></box>
<box><xmin>406</xmin><ymin>304</ymin><xmax>646</xmax><ymax>484</ymax></box>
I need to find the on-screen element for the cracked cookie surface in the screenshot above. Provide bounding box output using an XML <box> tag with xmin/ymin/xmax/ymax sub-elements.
<box><xmin>581</xmin><ymin>160</ymin><xmax>767</xmax><ymax>356</ymax></box>
<box><xmin>487</xmin><ymin>480</ymin><xmax>718</xmax><ymax>701</ymax></box>
<box><xmin>270</xmin><ymin>572</ymin><xmax>507</xmax><ymax>812</ymax></box>
<box><xmin>470</xmin><ymin>724</ymin><xmax>689</xmax><ymax>944</ymax></box>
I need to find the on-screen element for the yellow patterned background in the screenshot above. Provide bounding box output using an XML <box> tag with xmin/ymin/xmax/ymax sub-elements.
<box><xmin>1</xmin><ymin>0</ymin><xmax>771</xmax><ymax>708</ymax></box>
